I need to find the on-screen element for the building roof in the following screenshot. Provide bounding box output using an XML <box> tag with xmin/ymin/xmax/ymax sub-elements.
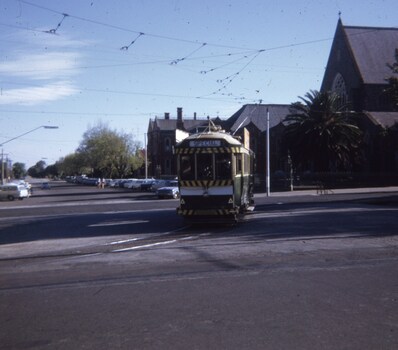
<box><xmin>365</xmin><ymin>111</ymin><xmax>398</xmax><ymax>128</ymax></box>
<box><xmin>225</xmin><ymin>104</ymin><xmax>291</xmax><ymax>133</ymax></box>
<box><xmin>148</xmin><ymin>116</ymin><xmax>209</xmax><ymax>132</ymax></box>
<box><xmin>344</xmin><ymin>24</ymin><xmax>398</xmax><ymax>84</ymax></box>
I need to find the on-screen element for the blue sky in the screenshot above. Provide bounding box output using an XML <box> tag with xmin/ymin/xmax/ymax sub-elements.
<box><xmin>1</xmin><ymin>0</ymin><xmax>397</xmax><ymax>168</ymax></box>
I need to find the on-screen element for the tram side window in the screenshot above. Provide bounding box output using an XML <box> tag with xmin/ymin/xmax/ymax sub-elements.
<box><xmin>180</xmin><ymin>155</ymin><xmax>195</xmax><ymax>180</ymax></box>
<box><xmin>236</xmin><ymin>154</ymin><xmax>242</xmax><ymax>175</ymax></box>
<box><xmin>197</xmin><ymin>153</ymin><xmax>213</xmax><ymax>180</ymax></box>
<box><xmin>243</xmin><ymin>154</ymin><xmax>250</xmax><ymax>175</ymax></box>
<box><xmin>215</xmin><ymin>153</ymin><xmax>232</xmax><ymax>180</ymax></box>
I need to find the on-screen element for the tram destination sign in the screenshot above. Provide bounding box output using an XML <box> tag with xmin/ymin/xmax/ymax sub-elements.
<box><xmin>189</xmin><ymin>140</ymin><xmax>222</xmax><ymax>147</ymax></box>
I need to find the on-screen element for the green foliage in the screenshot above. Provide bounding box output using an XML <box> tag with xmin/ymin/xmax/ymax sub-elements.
<box><xmin>12</xmin><ymin>162</ymin><xmax>26</xmax><ymax>179</ymax></box>
<box><xmin>27</xmin><ymin>160</ymin><xmax>47</xmax><ymax>178</ymax></box>
<box><xmin>57</xmin><ymin>153</ymin><xmax>88</xmax><ymax>177</ymax></box>
<box><xmin>283</xmin><ymin>90</ymin><xmax>362</xmax><ymax>172</ymax></box>
<box><xmin>44</xmin><ymin>164</ymin><xmax>59</xmax><ymax>178</ymax></box>
<box><xmin>59</xmin><ymin>122</ymin><xmax>143</xmax><ymax>178</ymax></box>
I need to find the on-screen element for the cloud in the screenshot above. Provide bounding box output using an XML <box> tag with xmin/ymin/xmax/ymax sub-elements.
<box><xmin>0</xmin><ymin>52</ymin><xmax>81</xmax><ymax>80</ymax></box>
<box><xmin>0</xmin><ymin>81</ymin><xmax>78</xmax><ymax>105</ymax></box>
<box><xmin>0</xmin><ymin>30</ymin><xmax>87</xmax><ymax>105</ymax></box>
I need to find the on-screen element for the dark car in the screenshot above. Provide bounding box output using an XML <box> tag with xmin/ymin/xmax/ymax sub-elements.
<box><xmin>41</xmin><ymin>182</ymin><xmax>51</xmax><ymax>189</ymax></box>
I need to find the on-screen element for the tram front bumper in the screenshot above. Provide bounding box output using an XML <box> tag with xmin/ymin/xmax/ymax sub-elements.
<box><xmin>177</xmin><ymin>195</ymin><xmax>237</xmax><ymax>217</ymax></box>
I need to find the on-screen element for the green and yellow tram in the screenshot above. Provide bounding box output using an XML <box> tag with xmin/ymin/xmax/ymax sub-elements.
<box><xmin>175</xmin><ymin>125</ymin><xmax>255</xmax><ymax>222</ymax></box>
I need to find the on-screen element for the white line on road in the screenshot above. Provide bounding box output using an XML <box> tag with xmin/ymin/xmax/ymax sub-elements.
<box><xmin>88</xmin><ymin>220</ymin><xmax>148</xmax><ymax>227</ymax></box>
<box><xmin>113</xmin><ymin>239</ymin><xmax>178</xmax><ymax>252</ymax></box>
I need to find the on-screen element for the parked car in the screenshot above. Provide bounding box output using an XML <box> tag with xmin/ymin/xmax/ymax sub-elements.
<box><xmin>156</xmin><ymin>183</ymin><xmax>179</xmax><ymax>199</ymax></box>
<box><xmin>123</xmin><ymin>179</ymin><xmax>142</xmax><ymax>190</ymax></box>
<box><xmin>140</xmin><ymin>179</ymin><xmax>156</xmax><ymax>191</ymax></box>
<box><xmin>0</xmin><ymin>184</ymin><xmax>29</xmax><ymax>201</ymax></box>
<box><xmin>151</xmin><ymin>179</ymin><xmax>178</xmax><ymax>192</ymax></box>
<box><xmin>41</xmin><ymin>182</ymin><xmax>51</xmax><ymax>189</ymax></box>
<box><xmin>123</xmin><ymin>179</ymin><xmax>138</xmax><ymax>189</ymax></box>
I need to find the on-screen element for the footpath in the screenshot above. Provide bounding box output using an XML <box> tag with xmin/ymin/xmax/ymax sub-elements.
<box><xmin>255</xmin><ymin>186</ymin><xmax>398</xmax><ymax>198</ymax></box>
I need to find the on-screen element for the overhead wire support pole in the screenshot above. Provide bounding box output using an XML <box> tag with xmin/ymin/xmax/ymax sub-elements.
<box><xmin>144</xmin><ymin>133</ymin><xmax>148</xmax><ymax>179</ymax></box>
<box><xmin>266</xmin><ymin>108</ymin><xmax>270</xmax><ymax>196</ymax></box>
<box><xmin>1</xmin><ymin>148</ymin><xmax>4</xmax><ymax>185</ymax></box>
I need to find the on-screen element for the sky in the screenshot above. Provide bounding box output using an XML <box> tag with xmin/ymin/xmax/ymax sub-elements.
<box><xmin>0</xmin><ymin>0</ymin><xmax>397</xmax><ymax>169</ymax></box>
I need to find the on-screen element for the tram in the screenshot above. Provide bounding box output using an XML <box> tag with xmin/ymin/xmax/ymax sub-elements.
<box><xmin>174</xmin><ymin>122</ymin><xmax>255</xmax><ymax>223</ymax></box>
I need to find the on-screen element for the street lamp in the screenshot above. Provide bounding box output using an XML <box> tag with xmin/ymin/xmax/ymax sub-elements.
<box><xmin>1</xmin><ymin>125</ymin><xmax>59</xmax><ymax>184</ymax></box>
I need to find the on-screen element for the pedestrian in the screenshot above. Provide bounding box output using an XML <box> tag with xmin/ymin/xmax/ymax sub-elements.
<box><xmin>101</xmin><ymin>178</ymin><xmax>105</xmax><ymax>189</ymax></box>
<box><xmin>97</xmin><ymin>178</ymin><xmax>101</xmax><ymax>189</ymax></box>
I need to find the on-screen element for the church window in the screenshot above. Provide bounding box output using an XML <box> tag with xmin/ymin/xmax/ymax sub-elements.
<box><xmin>332</xmin><ymin>73</ymin><xmax>348</xmax><ymax>105</ymax></box>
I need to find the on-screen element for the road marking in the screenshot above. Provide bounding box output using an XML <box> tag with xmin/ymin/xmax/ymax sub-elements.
<box><xmin>107</xmin><ymin>238</ymin><xmax>140</xmax><ymax>245</ymax></box>
<box><xmin>113</xmin><ymin>239</ymin><xmax>178</xmax><ymax>252</ymax></box>
<box><xmin>88</xmin><ymin>220</ymin><xmax>148</xmax><ymax>227</ymax></box>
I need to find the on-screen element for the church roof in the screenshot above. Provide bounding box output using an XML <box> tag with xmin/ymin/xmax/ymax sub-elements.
<box><xmin>365</xmin><ymin>111</ymin><xmax>398</xmax><ymax>128</ymax></box>
<box><xmin>343</xmin><ymin>24</ymin><xmax>398</xmax><ymax>84</ymax></box>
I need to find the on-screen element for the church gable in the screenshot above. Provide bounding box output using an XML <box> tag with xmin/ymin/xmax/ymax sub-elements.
<box><xmin>321</xmin><ymin>19</ymin><xmax>398</xmax><ymax>112</ymax></box>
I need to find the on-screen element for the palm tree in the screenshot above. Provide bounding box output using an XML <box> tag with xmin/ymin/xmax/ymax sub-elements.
<box><xmin>283</xmin><ymin>90</ymin><xmax>362</xmax><ymax>172</ymax></box>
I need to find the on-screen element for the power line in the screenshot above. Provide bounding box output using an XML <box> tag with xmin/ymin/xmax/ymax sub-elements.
<box><xmin>16</xmin><ymin>0</ymin><xmax>258</xmax><ymax>51</ymax></box>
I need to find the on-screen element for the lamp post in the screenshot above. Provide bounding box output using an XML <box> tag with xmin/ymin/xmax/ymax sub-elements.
<box><xmin>1</xmin><ymin>125</ymin><xmax>59</xmax><ymax>184</ymax></box>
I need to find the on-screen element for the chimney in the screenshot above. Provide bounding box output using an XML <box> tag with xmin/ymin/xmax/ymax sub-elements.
<box><xmin>194</xmin><ymin>112</ymin><xmax>197</xmax><ymax>120</ymax></box>
<box><xmin>177</xmin><ymin>107</ymin><xmax>184</xmax><ymax>129</ymax></box>
<box><xmin>164</xmin><ymin>112</ymin><xmax>170</xmax><ymax>120</ymax></box>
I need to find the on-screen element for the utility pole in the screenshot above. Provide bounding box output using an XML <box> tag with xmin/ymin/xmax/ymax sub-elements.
<box><xmin>266</xmin><ymin>108</ymin><xmax>270</xmax><ymax>196</ymax></box>
<box><xmin>1</xmin><ymin>148</ymin><xmax>4</xmax><ymax>185</ymax></box>
<box><xmin>144</xmin><ymin>133</ymin><xmax>148</xmax><ymax>179</ymax></box>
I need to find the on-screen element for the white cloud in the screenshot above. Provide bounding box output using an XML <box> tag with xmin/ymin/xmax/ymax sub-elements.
<box><xmin>0</xmin><ymin>81</ymin><xmax>78</xmax><ymax>105</ymax></box>
<box><xmin>0</xmin><ymin>52</ymin><xmax>81</xmax><ymax>80</ymax></box>
<box><xmin>0</xmin><ymin>29</ymin><xmax>89</xmax><ymax>105</ymax></box>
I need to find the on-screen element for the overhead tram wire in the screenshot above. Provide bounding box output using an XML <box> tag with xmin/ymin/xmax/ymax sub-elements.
<box><xmin>10</xmin><ymin>2</ymin><xmax>398</xmax><ymax>59</ymax></box>
<box><xmin>16</xmin><ymin>0</ymin><xmax>260</xmax><ymax>52</ymax></box>
<box><xmin>9</xmin><ymin>1</ymin><xmax>342</xmax><ymax>102</ymax></box>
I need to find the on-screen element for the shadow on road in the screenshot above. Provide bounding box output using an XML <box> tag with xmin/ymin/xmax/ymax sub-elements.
<box><xmin>0</xmin><ymin>192</ymin><xmax>397</xmax><ymax>246</ymax></box>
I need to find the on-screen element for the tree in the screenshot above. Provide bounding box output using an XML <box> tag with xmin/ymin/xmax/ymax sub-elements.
<box><xmin>27</xmin><ymin>160</ymin><xmax>46</xmax><ymax>178</ymax></box>
<box><xmin>12</xmin><ymin>162</ymin><xmax>26</xmax><ymax>179</ymax></box>
<box><xmin>283</xmin><ymin>90</ymin><xmax>362</xmax><ymax>172</ymax></box>
<box><xmin>57</xmin><ymin>153</ymin><xmax>88</xmax><ymax>177</ymax></box>
<box><xmin>44</xmin><ymin>164</ymin><xmax>59</xmax><ymax>178</ymax></box>
<box><xmin>76</xmin><ymin>123</ymin><xmax>143</xmax><ymax>178</ymax></box>
<box><xmin>384</xmin><ymin>48</ymin><xmax>398</xmax><ymax>110</ymax></box>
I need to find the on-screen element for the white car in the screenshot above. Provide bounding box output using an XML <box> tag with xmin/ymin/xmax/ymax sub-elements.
<box><xmin>123</xmin><ymin>179</ymin><xmax>138</xmax><ymax>189</ymax></box>
<box><xmin>124</xmin><ymin>179</ymin><xmax>145</xmax><ymax>190</ymax></box>
<box><xmin>0</xmin><ymin>184</ymin><xmax>29</xmax><ymax>201</ymax></box>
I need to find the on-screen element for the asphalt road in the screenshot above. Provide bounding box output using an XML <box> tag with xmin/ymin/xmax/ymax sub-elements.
<box><xmin>0</xmin><ymin>182</ymin><xmax>397</xmax><ymax>349</ymax></box>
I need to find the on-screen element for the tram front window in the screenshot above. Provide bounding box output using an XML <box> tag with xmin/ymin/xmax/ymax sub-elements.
<box><xmin>215</xmin><ymin>153</ymin><xmax>231</xmax><ymax>179</ymax></box>
<box><xmin>180</xmin><ymin>155</ymin><xmax>195</xmax><ymax>180</ymax></box>
<box><xmin>197</xmin><ymin>153</ymin><xmax>213</xmax><ymax>180</ymax></box>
